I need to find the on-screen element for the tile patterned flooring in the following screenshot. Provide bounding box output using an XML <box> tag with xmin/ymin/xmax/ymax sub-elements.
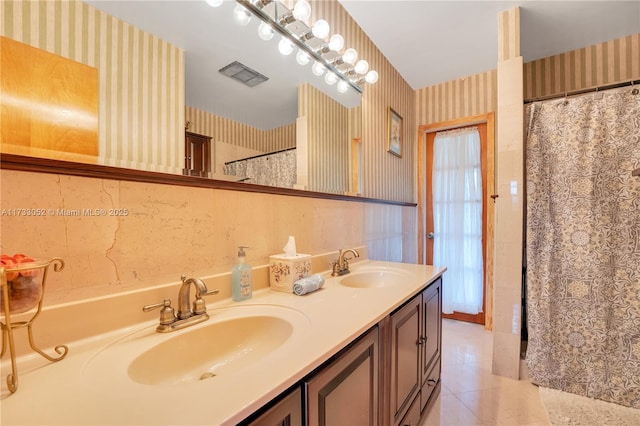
<box><xmin>422</xmin><ymin>319</ymin><xmax>550</xmax><ymax>425</ymax></box>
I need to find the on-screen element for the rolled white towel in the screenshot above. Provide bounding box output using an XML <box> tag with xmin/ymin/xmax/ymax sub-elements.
<box><xmin>293</xmin><ymin>274</ymin><xmax>325</xmax><ymax>296</ymax></box>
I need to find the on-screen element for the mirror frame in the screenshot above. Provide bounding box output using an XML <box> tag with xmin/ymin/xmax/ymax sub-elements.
<box><xmin>0</xmin><ymin>154</ymin><xmax>415</xmax><ymax>207</ymax></box>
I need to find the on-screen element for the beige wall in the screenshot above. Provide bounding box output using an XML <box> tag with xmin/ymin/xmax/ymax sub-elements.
<box><xmin>0</xmin><ymin>0</ymin><xmax>185</xmax><ymax>173</ymax></box>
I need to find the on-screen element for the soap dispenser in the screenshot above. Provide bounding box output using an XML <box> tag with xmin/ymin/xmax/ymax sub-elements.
<box><xmin>232</xmin><ymin>246</ymin><xmax>252</xmax><ymax>301</ymax></box>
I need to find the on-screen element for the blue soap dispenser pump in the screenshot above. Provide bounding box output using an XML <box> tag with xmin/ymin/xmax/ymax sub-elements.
<box><xmin>232</xmin><ymin>246</ymin><xmax>252</xmax><ymax>301</ymax></box>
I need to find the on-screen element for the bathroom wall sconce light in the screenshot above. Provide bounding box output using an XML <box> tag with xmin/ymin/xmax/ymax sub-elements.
<box><xmin>207</xmin><ymin>0</ymin><xmax>378</xmax><ymax>94</ymax></box>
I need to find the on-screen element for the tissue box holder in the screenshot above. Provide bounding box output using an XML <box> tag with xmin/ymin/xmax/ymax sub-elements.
<box><xmin>269</xmin><ymin>254</ymin><xmax>312</xmax><ymax>293</ymax></box>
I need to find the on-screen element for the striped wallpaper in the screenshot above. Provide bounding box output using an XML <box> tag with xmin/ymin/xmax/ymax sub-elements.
<box><xmin>309</xmin><ymin>0</ymin><xmax>416</xmax><ymax>203</ymax></box>
<box><xmin>415</xmin><ymin>70</ymin><xmax>498</xmax><ymax>125</ymax></box>
<box><xmin>416</xmin><ymin>33</ymin><xmax>638</xmax><ymax>124</ymax></box>
<box><xmin>524</xmin><ymin>33</ymin><xmax>640</xmax><ymax>101</ymax></box>
<box><xmin>185</xmin><ymin>106</ymin><xmax>295</xmax><ymax>153</ymax></box>
<box><xmin>0</xmin><ymin>0</ymin><xmax>185</xmax><ymax>173</ymax></box>
<box><xmin>298</xmin><ymin>83</ymin><xmax>350</xmax><ymax>194</ymax></box>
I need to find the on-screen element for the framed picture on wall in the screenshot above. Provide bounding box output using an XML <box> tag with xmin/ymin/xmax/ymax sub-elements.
<box><xmin>387</xmin><ymin>107</ymin><xmax>402</xmax><ymax>157</ymax></box>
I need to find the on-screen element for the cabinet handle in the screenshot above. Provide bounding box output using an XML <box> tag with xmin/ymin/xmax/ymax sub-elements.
<box><xmin>427</xmin><ymin>379</ymin><xmax>437</xmax><ymax>386</ymax></box>
<box><xmin>416</xmin><ymin>337</ymin><xmax>426</xmax><ymax>346</ymax></box>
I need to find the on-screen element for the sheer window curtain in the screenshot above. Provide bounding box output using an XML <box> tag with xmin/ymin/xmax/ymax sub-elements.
<box><xmin>433</xmin><ymin>127</ymin><xmax>483</xmax><ymax>314</ymax></box>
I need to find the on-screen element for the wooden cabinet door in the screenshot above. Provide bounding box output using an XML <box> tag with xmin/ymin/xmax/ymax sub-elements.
<box><xmin>184</xmin><ymin>131</ymin><xmax>211</xmax><ymax>177</ymax></box>
<box><xmin>421</xmin><ymin>278</ymin><xmax>442</xmax><ymax>380</ymax></box>
<box><xmin>306</xmin><ymin>328</ymin><xmax>378</xmax><ymax>426</ymax></box>
<box><xmin>248</xmin><ymin>386</ymin><xmax>302</xmax><ymax>426</ymax></box>
<box><xmin>390</xmin><ymin>296</ymin><xmax>421</xmax><ymax>426</ymax></box>
<box><xmin>420</xmin><ymin>278</ymin><xmax>442</xmax><ymax>411</ymax></box>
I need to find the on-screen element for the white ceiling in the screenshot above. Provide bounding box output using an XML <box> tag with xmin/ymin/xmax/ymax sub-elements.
<box><xmin>86</xmin><ymin>1</ymin><xmax>639</xmax><ymax>130</ymax></box>
<box><xmin>340</xmin><ymin>0</ymin><xmax>640</xmax><ymax>89</ymax></box>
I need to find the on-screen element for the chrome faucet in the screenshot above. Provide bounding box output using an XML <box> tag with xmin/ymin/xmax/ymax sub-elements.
<box><xmin>143</xmin><ymin>274</ymin><xmax>219</xmax><ymax>333</ymax></box>
<box><xmin>331</xmin><ymin>248</ymin><xmax>360</xmax><ymax>276</ymax></box>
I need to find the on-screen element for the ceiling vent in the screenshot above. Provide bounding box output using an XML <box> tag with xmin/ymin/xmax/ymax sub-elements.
<box><xmin>219</xmin><ymin>61</ymin><xmax>268</xmax><ymax>87</ymax></box>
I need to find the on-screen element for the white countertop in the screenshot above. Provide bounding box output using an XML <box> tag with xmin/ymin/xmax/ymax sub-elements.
<box><xmin>1</xmin><ymin>260</ymin><xmax>445</xmax><ymax>425</ymax></box>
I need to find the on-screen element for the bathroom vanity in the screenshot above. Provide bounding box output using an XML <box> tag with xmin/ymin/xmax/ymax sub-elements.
<box><xmin>249</xmin><ymin>277</ymin><xmax>442</xmax><ymax>426</ymax></box>
<box><xmin>0</xmin><ymin>259</ymin><xmax>444</xmax><ymax>425</ymax></box>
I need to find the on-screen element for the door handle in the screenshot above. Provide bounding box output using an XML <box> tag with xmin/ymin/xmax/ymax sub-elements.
<box><xmin>427</xmin><ymin>232</ymin><xmax>435</xmax><ymax>240</ymax></box>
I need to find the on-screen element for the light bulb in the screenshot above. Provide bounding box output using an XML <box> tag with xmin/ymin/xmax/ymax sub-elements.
<box><xmin>278</xmin><ymin>37</ymin><xmax>294</xmax><ymax>55</ymax></box>
<box><xmin>337</xmin><ymin>80</ymin><xmax>349</xmax><ymax>93</ymax></box>
<box><xmin>312</xmin><ymin>61</ymin><xmax>326</xmax><ymax>76</ymax></box>
<box><xmin>296</xmin><ymin>49</ymin><xmax>310</xmax><ymax>66</ymax></box>
<box><xmin>312</xmin><ymin>19</ymin><xmax>330</xmax><ymax>39</ymax></box>
<box><xmin>365</xmin><ymin>70</ymin><xmax>379</xmax><ymax>84</ymax></box>
<box><xmin>206</xmin><ymin>0</ymin><xmax>224</xmax><ymax>7</ymax></box>
<box><xmin>257</xmin><ymin>22</ymin><xmax>274</xmax><ymax>41</ymax></box>
<box><xmin>292</xmin><ymin>0</ymin><xmax>312</xmax><ymax>22</ymax></box>
<box><xmin>233</xmin><ymin>5</ymin><xmax>251</xmax><ymax>26</ymax></box>
<box><xmin>342</xmin><ymin>48</ymin><xmax>358</xmax><ymax>65</ymax></box>
<box><xmin>324</xmin><ymin>71</ymin><xmax>338</xmax><ymax>85</ymax></box>
<box><xmin>354</xmin><ymin>59</ymin><xmax>369</xmax><ymax>75</ymax></box>
<box><xmin>328</xmin><ymin>34</ymin><xmax>344</xmax><ymax>51</ymax></box>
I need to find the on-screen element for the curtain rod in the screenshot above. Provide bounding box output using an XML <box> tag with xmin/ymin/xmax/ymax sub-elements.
<box><xmin>224</xmin><ymin>146</ymin><xmax>296</xmax><ymax>166</ymax></box>
<box><xmin>524</xmin><ymin>79</ymin><xmax>640</xmax><ymax>104</ymax></box>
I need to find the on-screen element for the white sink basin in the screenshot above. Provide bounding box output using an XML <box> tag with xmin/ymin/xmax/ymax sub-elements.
<box><xmin>82</xmin><ymin>304</ymin><xmax>311</xmax><ymax>388</ymax></box>
<box><xmin>339</xmin><ymin>270</ymin><xmax>410</xmax><ymax>288</ymax></box>
<box><xmin>128</xmin><ymin>315</ymin><xmax>293</xmax><ymax>385</ymax></box>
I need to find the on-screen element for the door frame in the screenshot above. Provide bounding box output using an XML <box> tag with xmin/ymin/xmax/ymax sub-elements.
<box><xmin>417</xmin><ymin>113</ymin><xmax>495</xmax><ymax>331</ymax></box>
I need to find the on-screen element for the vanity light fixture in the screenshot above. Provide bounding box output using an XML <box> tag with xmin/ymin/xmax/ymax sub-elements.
<box><xmin>311</xmin><ymin>61</ymin><xmax>325</xmax><ymax>76</ymax></box>
<box><xmin>206</xmin><ymin>0</ymin><xmax>378</xmax><ymax>94</ymax></box>
<box><xmin>278</xmin><ymin>36</ymin><xmax>294</xmax><ymax>55</ymax></box>
<box><xmin>296</xmin><ymin>49</ymin><xmax>311</xmax><ymax>66</ymax></box>
<box><xmin>311</xmin><ymin>19</ymin><xmax>330</xmax><ymax>39</ymax></box>
<box><xmin>292</xmin><ymin>0</ymin><xmax>312</xmax><ymax>21</ymax></box>
<box><xmin>324</xmin><ymin>71</ymin><xmax>338</xmax><ymax>86</ymax></box>
<box><xmin>328</xmin><ymin>34</ymin><xmax>345</xmax><ymax>52</ymax></box>
<box><xmin>257</xmin><ymin>21</ymin><xmax>275</xmax><ymax>41</ymax></box>
<box><xmin>233</xmin><ymin>4</ymin><xmax>252</xmax><ymax>26</ymax></box>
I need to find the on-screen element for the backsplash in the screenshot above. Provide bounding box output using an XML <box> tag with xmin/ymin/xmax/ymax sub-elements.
<box><xmin>0</xmin><ymin>169</ymin><xmax>416</xmax><ymax>307</ymax></box>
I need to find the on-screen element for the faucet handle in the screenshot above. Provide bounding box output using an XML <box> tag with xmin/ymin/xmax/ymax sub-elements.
<box><xmin>193</xmin><ymin>289</ymin><xmax>219</xmax><ymax>315</ymax></box>
<box><xmin>143</xmin><ymin>299</ymin><xmax>176</xmax><ymax>325</ymax></box>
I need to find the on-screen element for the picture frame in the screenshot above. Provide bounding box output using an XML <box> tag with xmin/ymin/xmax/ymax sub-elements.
<box><xmin>387</xmin><ymin>107</ymin><xmax>402</xmax><ymax>157</ymax></box>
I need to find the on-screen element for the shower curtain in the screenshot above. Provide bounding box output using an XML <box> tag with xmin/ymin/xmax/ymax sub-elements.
<box><xmin>525</xmin><ymin>86</ymin><xmax>640</xmax><ymax>408</ymax></box>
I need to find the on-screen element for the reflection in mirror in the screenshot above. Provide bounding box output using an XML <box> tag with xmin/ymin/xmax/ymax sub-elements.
<box><xmin>87</xmin><ymin>0</ymin><xmax>363</xmax><ymax>195</ymax></box>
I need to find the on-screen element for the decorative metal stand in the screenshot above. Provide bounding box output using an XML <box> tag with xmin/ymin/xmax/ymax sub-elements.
<box><xmin>0</xmin><ymin>257</ymin><xmax>68</xmax><ymax>393</ymax></box>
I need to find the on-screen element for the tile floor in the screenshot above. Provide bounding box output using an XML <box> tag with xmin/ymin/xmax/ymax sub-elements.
<box><xmin>422</xmin><ymin>319</ymin><xmax>550</xmax><ymax>425</ymax></box>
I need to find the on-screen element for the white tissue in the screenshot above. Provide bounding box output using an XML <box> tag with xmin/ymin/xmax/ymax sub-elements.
<box><xmin>283</xmin><ymin>235</ymin><xmax>297</xmax><ymax>257</ymax></box>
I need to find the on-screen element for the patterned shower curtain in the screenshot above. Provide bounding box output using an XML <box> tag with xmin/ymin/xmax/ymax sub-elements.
<box><xmin>525</xmin><ymin>86</ymin><xmax>640</xmax><ymax>408</ymax></box>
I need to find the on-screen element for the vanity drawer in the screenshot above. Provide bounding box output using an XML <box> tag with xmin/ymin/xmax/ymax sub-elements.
<box><xmin>398</xmin><ymin>394</ymin><xmax>421</xmax><ymax>426</ymax></box>
<box><xmin>420</xmin><ymin>356</ymin><xmax>440</xmax><ymax>411</ymax></box>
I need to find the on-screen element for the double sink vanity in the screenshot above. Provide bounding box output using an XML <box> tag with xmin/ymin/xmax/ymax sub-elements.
<box><xmin>1</xmin><ymin>256</ymin><xmax>445</xmax><ymax>425</ymax></box>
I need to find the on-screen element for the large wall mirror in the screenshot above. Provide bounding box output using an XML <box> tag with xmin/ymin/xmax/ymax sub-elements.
<box><xmin>85</xmin><ymin>0</ymin><xmax>363</xmax><ymax>195</ymax></box>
